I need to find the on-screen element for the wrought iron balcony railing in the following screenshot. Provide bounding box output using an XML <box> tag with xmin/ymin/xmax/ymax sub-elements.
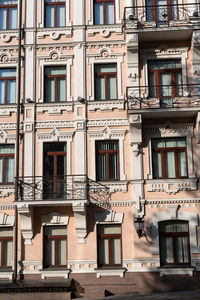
<box><xmin>127</xmin><ymin>84</ymin><xmax>200</xmax><ymax>109</ymax></box>
<box><xmin>17</xmin><ymin>175</ymin><xmax>109</xmax><ymax>202</ymax></box>
<box><xmin>124</xmin><ymin>3</ymin><xmax>200</xmax><ymax>28</ymax></box>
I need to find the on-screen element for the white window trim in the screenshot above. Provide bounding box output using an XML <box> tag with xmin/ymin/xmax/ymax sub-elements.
<box><xmin>144</xmin><ymin>122</ymin><xmax>195</xmax><ymax>180</ymax></box>
<box><xmin>39</xmin><ymin>0</ymin><xmax>71</xmax><ymax>28</ymax></box>
<box><xmin>150</xmin><ymin>209</ymin><xmax>199</xmax><ymax>255</ymax></box>
<box><xmin>38</xmin><ymin>50</ymin><xmax>73</xmax><ymax>103</ymax></box>
<box><xmin>88</xmin><ymin>0</ymin><xmax>121</xmax><ymax>25</ymax></box>
<box><xmin>141</xmin><ymin>47</ymin><xmax>188</xmax><ymax>88</ymax></box>
<box><xmin>36</xmin><ymin>128</ymin><xmax>74</xmax><ymax>178</ymax></box>
<box><xmin>87</xmin><ymin>47</ymin><xmax>124</xmax><ymax>101</ymax></box>
<box><xmin>88</xmin><ymin>126</ymin><xmax>126</xmax><ymax>181</ymax></box>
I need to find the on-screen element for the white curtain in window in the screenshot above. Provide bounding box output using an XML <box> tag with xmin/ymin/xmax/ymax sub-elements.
<box><xmin>5</xmin><ymin>157</ymin><xmax>14</xmax><ymax>183</ymax></box>
<box><xmin>109</xmin><ymin>153</ymin><xmax>118</xmax><ymax>179</ymax></box>
<box><xmin>58</xmin><ymin>78</ymin><xmax>66</xmax><ymax>101</ymax></box>
<box><xmin>46</xmin><ymin>6</ymin><xmax>54</xmax><ymax>27</ymax></box>
<box><xmin>160</xmin><ymin>73</ymin><xmax>171</xmax><ymax>97</ymax></box>
<box><xmin>57</xmin><ymin>239</ymin><xmax>66</xmax><ymax>265</ymax></box>
<box><xmin>177</xmin><ymin>237</ymin><xmax>189</xmax><ymax>263</ymax></box>
<box><xmin>9</xmin><ymin>7</ymin><xmax>17</xmax><ymax>29</ymax></box>
<box><xmin>97</xmin><ymin>153</ymin><xmax>106</xmax><ymax>180</ymax></box>
<box><xmin>175</xmin><ymin>72</ymin><xmax>182</xmax><ymax>96</ymax></box>
<box><xmin>165</xmin><ymin>151</ymin><xmax>175</xmax><ymax>178</ymax></box>
<box><xmin>0</xmin><ymin>81</ymin><xmax>5</xmax><ymax>104</ymax></box>
<box><xmin>99</xmin><ymin>238</ymin><xmax>109</xmax><ymax>265</ymax></box>
<box><xmin>96</xmin><ymin>77</ymin><xmax>105</xmax><ymax>100</ymax></box>
<box><xmin>0</xmin><ymin>145</ymin><xmax>14</xmax><ymax>154</ymax></box>
<box><xmin>0</xmin><ymin>8</ymin><xmax>6</xmax><ymax>29</ymax></box>
<box><xmin>57</xmin><ymin>5</ymin><xmax>65</xmax><ymax>26</ymax></box>
<box><xmin>106</xmin><ymin>3</ymin><xmax>114</xmax><ymax>24</ymax></box>
<box><xmin>46</xmin><ymin>79</ymin><xmax>55</xmax><ymax>102</ymax></box>
<box><xmin>7</xmin><ymin>80</ymin><xmax>16</xmax><ymax>104</ymax></box>
<box><xmin>4</xmin><ymin>240</ymin><xmax>12</xmax><ymax>266</ymax></box>
<box><xmin>108</xmin><ymin>76</ymin><xmax>117</xmax><ymax>99</ymax></box>
<box><xmin>165</xmin><ymin>237</ymin><xmax>174</xmax><ymax>263</ymax></box>
<box><xmin>178</xmin><ymin>151</ymin><xmax>187</xmax><ymax>177</ymax></box>
<box><xmin>0</xmin><ymin>228</ymin><xmax>13</xmax><ymax>237</ymax></box>
<box><xmin>48</xmin><ymin>239</ymin><xmax>55</xmax><ymax>265</ymax></box>
<box><xmin>153</xmin><ymin>151</ymin><xmax>162</xmax><ymax>177</ymax></box>
<box><xmin>111</xmin><ymin>238</ymin><xmax>121</xmax><ymax>264</ymax></box>
<box><xmin>95</xmin><ymin>3</ymin><xmax>104</xmax><ymax>24</ymax></box>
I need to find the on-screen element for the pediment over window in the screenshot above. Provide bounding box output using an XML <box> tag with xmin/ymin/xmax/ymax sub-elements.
<box><xmin>41</xmin><ymin>212</ymin><xmax>69</xmax><ymax>225</ymax></box>
<box><xmin>0</xmin><ymin>213</ymin><xmax>14</xmax><ymax>226</ymax></box>
<box><xmin>95</xmin><ymin>210</ymin><xmax>124</xmax><ymax>224</ymax></box>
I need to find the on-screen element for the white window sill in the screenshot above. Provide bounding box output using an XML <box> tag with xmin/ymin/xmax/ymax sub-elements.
<box><xmin>40</xmin><ymin>268</ymin><xmax>70</xmax><ymax>279</ymax></box>
<box><xmin>158</xmin><ymin>267</ymin><xmax>194</xmax><ymax>277</ymax></box>
<box><xmin>95</xmin><ymin>267</ymin><xmax>126</xmax><ymax>278</ymax></box>
<box><xmin>0</xmin><ymin>270</ymin><xmax>13</xmax><ymax>280</ymax></box>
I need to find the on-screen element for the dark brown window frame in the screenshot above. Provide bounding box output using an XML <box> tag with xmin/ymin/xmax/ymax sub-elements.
<box><xmin>0</xmin><ymin>2</ymin><xmax>17</xmax><ymax>29</ymax></box>
<box><xmin>146</xmin><ymin>0</ymin><xmax>179</xmax><ymax>23</ymax></box>
<box><xmin>45</xmin><ymin>0</ymin><xmax>65</xmax><ymax>27</ymax></box>
<box><xmin>0</xmin><ymin>147</ymin><xmax>14</xmax><ymax>184</ymax></box>
<box><xmin>152</xmin><ymin>138</ymin><xmax>188</xmax><ymax>179</ymax></box>
<box><xmin>95</xmin><ymin>64</ymin><xmax>117</xmax><ymax>100</ymax></box>
<box><xmin>94</xmin><ymin>0</ymin><xmax>115</xmax><ymax>25</ymax></box>
<box><xmin>97</xmin><ymin>225</ymin><xmax>122</xmax><ymax>267</ymax></box>
<box><xmin>159</xmin><ymin>220</ymin><xmax>191</xmax><ymax>266</ymax></box>
<box><xmin>0</xmin><ymin>71</ymin><xmax>16</xmax><ymax>104</ymax></box>
<box><xmin>44</xmin><ymin>67</ymin><xmax>66</xmax><ymax>103</ymax></box>
<box><xmin>0</xmin><ymin>235</ymin><xmax>13</xmax><ymax>269</ymax></box>
<box><xmin>96</xmin><ymin>140</ymin><xmax>120</xmax><ymax>181</ymax></box>
<box><xmin>43</xmin><ymin>227</ymin><xmax>67</xmax><ymax>268</ymax></box>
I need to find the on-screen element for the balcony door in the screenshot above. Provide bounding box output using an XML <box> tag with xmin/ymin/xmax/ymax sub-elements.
<box><xmin>43</xmin><ymin>143</ymin><xmax>66</xmax><ymax>199</ymax></box>
<box><xmin>146</xmin><ymin>0</ymin><xmax>178</xmax><ymax>24</ymax></box>
<box><xmin>148</xmin><ymin>60</ymin><xmax>182</xmax><ymax>107</ymax></box>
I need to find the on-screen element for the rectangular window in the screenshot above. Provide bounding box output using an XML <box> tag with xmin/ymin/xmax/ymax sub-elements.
<box><xmin>44</xmin><ymin>226</ymin><xmax>67</xmax><ymax>268</ymax></box>
<box><xmin>45</xmin><ymin>0</ymin><xmax>65</xmax><ymax>27</ymax></box>
<box><xmin>0</xmin><ymin>227</ymin><xmax>13</xmax><ymax>268</ymax></box>
<box><xmin>96</xmin><ymin>140</ymin><xmax>119</xmax><ymax>181</ymax></box>
<box><xmin>43</xmin><ymin>142</ymin><xmax>66</xmax><ymax>199</ymax></box>
<box><xmin>0</xmin><ymin>0</ymin><xmax>17</xmax><ymax>29</ymax></box>
<box><xmin>94</xmin><ymin>0</ymin><xmax>115</xmax><ymax>24</ymax></box>
<box><xmin>44</xmin><ymin>66</ymin><xmax>66</xmax><ymax>102</ymax></box>
<box><xmin>95</xmin><ymin>64</ymin><xmax>117</xmax><ymax>100</ymax></box>
<box><xmin>152</xmin><ymin>138</ymin><xmax>187</xmax><ymax>179</ymax></box>
<box><xmin>98</xmin><ymin>224</ymin><xmax>122</xmax><ymax>267</ymax></box>
<box><xmin>0</xmin><ymin>145</ymin><xmax>14</xmax><ymax>184</ymax></box>
<box><xmin>0</xmin><ymin>69</ymin><xmax>16</xmax><ymax>104</ymax></box>
<box><xmin>148</xmin><ymin>60</ymin><xmax>182</xmax><ymax>107</ymax></box>
<box><xmin>159</xmin><ymin>221</ymin><xmax>190</xmax><ymax>266</ymax></box>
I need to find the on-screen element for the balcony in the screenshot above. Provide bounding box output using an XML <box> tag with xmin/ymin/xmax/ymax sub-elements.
<box><xmin>124</xmin><ymin>4</ymin><xmax>199</xmax><ymax>40</ymax></box>
<box><xmin>127</xmin><ymin>84</ymin><xmax>200</xmax><ymax>116</ymax></box>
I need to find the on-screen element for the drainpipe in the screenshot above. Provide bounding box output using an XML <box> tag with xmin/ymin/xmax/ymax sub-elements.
<box><xmin>13</xmin><ymin>0</ymin><xmax>23</xmax><ymax>283</ymax></box>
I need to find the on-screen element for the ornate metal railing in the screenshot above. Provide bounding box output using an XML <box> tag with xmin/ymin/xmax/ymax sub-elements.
<box><xmin>17</xmin><ymin>175</ymin><xmax>109</xmax><ymax>202</ymax></box>
<box><xmin>124</xmin><ymin>3</ymin><xmax>200</xmax><ymax>28</ymax></box>
<box><xmin>127</xmin><ymin>84</ymin><xmax>200</xmax><ymax>109</ymax></box>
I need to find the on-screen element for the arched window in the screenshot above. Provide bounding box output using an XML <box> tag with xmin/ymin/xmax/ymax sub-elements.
<box><xmin>159</xmin><ymin>220</ymin><xmax>190</xmax><ymax>266</ymax></box>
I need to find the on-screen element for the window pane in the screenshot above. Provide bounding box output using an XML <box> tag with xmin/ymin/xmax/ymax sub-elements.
<box><xmin>96</xmin><ymin>77</ymin><xmax>105</xmax><ymax>100</ymax></box>
<box><xmin>7</xmin><ymin>80</ymin><xmax>16</xmax><ymax>104</ymax></box>
<box><xmin>165</xmin><ymin>151</ymin><xmax>175</xmax><ymax>178</ymax></box>
<box><xmin>0</xmin><ymin>69</ymin><xmax>16</xmax><ymax>77</ymax></box>
<box><xmin>46</xmin><ymin>6</ymin><xmax>54</xmax><ymax>27</ymax></box>
<box><xmin>108</xmin><ymin>76</ymin><xmax>117</xmax><ymax>99</ymax></box>
<box><xmin>4</xmin><ymin>240</ymin><xmax>12</xmax><ymax>266</ymax></box>
<box><xmin>159</xmin><ymin>221</ymin><xmax>188</xmax><ymax>233</ymax></box>
<box><xmin>45</xmin><ymin>226</ymin><xmax>66</xmax><ymax>236</ymax></box>
<box><xmin>46</xmin><ymin>239</ymin><xmax>55</xmax><ymax>266</ymax></box>
<box><xmin>99</xmin><ymin>238</ymin><xmax>109</xmax><ymax>265</ymax></box>
<box><xmin>177</xmin><ymin>237</ymin><xmax>189</xmax><ymax>263</ymax></box>
<box><xmin>111</xmin><ymin>238</ymin><xmax>121</xmax><ymax>264</ymax></box>
<box><xmin>160</xmin><ymin>236</ymin><xmax>174</xmax><ymax>264</ymax></box>
<box><xmin>97</xmin><ymin>153</ymin><xmax>106</xmax><ymax>180</ymax></box>
<box><xmin>106</xmin><ymin>3</ymin><xmax>114</xmax><ymax>24</ymax></box>
<box><xmin>148</xmin><ymin>60</ymin><xmax>181</xmax><ymax>70</ymax></box>
<box><xmin>0</xmin><ymin>227</ymin><xmax>13</xmax><ymax>237</ymax></box>
<box><xmin>45</xmin><ymin>67</ymin><xmax>66</xmax><ymax>75</ymax></box>
<box><xmin>57</xmin><ymin>5</ymin><xmax>65</xmax><ymax>26</ymax></box>
<box><xmin>96</xmin><ymin>141</ymin><xmax>118</xmax><ymax>151</ymax></box>
<box><xmin>57</xmin><ymin>239</ymin><xmax>66</xmax><ymax>265</ymax></box>
<box><xmin>153</xmin><ymin>151</ymin><xmax>162</xmax><ymax>178</ymax></box>
<box><xmin>0</xmin><ymin>81</ymin><xmax>5</xmax><ymax>104</ymax></box>
<box><xmin>95</xmin><ymin>3</ymin><xmax>104</xmax><ymax>25</ymax></box>
<box><xmin>45</xmin><ymin>79</ymin><xmax>55</xmax><ymax>102</ymax></box>
<box><xmin>0</xmin><ymin>8</ymin><xmax>6</xmax><ymax>29</ymax></box>
<box><xmin>95</xmin><ymin>64</ymin><xmax>116</xmax><ymax>73</ymax></box>
<box><xmin>178</xmin><ymin>151</ymin><xmax>187</xmax><ymax>177</ymax></box>
<box><xmin>0</xmin><ymin>145</ymin><xmax>14</xmax><ymax>154</ymax></box>
<box><xmin>57</xmin><ymin>78</ymin><xmax>66</xmax><ymax>101</ymax></box>
<box><xmin>5</xmin><ymin>157</ymin><xmax>14</xmax><ymax>182</ymax></box>
<box><xmin>160</xmin><ymin>73</ymin><xmax>171</xmax><ymax>97</ymax></box>
<box><xmin>99</xmin><ymin>225</ymin><xmax>121</xmax><ymax>234</ymax></box>
<box><xmin>109</xmin><ymin>153</ymin><xmax>118</xmax><ymax>179</ymax></box>
<box><xmin>9</xmin><ymin>7</ymin><xmax>17</xmax><ymax>29</ymax></box>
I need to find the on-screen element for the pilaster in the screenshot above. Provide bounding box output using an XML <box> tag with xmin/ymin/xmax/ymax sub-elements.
<box><xmin>72</xmin><ymin>203</ymin><xmax>87</xmax><ymax>244</ymax></box>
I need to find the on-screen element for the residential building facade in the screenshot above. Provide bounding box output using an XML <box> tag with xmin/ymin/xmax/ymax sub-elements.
<box><xmin>0</xmin><ymin>0</ymin><xmax>199</xmax><ymax>297</ymax></box>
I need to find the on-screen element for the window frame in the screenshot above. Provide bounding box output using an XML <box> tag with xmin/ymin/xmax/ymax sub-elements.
<box><xmin>44</xmin><ymin>66</ymin><xmax>67</xmax><ymax>103</ymax></box>
<box><xmin>94</xmin><ymin>0</ymin><xmax>115</xmax><ymax>25</ymax></box>
<box><xmin>43</xmin><ymin>225</ymin><xmax>67</xmax><ymax>268</ymax></box>
<box><xmin>0</xmin><ymin>68</ymin><xmax>16</xmax><ymax>105</ymax></box>
<box><xmin>159</xmin><ymin>220</ymin><xmax>191</xmax><ymax>266</ymax></box>
<box><xmin>0</xmin><ymin>144</ymin><xmax>14</xmax><ymax>184</ymax></box>
<box><xmin>146</xmin><ymin>0</ymin><xmax>179</xmax><ymax>23</ymax></box>
<box><xmin>0</xmin><ymin>0</ymin><xmax>17</xmax><ymax>30</ymax></box>
<box><xmin>152</xmin><ymin>138</ymin><xmax>188</xmax><ymax>179</ymax></box>
<box><xmin>96</xmin><ymin>140</ymin><xmax>120</xmax><ymax>181</ymax></box>
<box><xmin>97</xmin><ymin>224</ymin><xmax>122</xmax><ymax>267</ymax></box>
<box><xmin>0</xmin><ymin>227</ymin><xmax>13</xmax><ymax>269</ymax></box>
<box><xmin>44</xmin><ymin>0</ymin><xmax>66</xmax><ymax>28</ymax></box>
<box><xmin>94</xmin><ymin>63</ymin><xmax>117</xmax><ymax>100</ymax></box>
